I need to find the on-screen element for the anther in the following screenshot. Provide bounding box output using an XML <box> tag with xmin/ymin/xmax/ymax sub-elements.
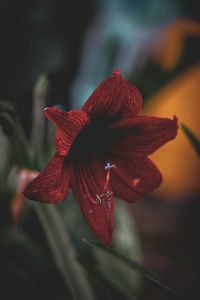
<box><xmin>96</xmin><ymin>190</ymin><xmax>114</xmax><ymax>204</ymax></box>
<box><xmin>96</xmin><ymin>194</ymin><xmax>104</xmax><ymax>205</ymax></box>
<box><xmin>104</xmin><ymin>190</ymin><xmax>113</xmax><ymax>198</ymax></box>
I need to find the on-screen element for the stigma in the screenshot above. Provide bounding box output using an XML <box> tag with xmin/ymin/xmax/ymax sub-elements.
<box><xmin>105</xmin><ymin>163</ymin><xmax>116</xmax><ymax>170</ymax></box>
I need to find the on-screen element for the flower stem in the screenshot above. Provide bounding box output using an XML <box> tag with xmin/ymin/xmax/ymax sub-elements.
<box><xmin>31</xmin><ymin>202</ymin><xmax>95</xmax><ymax>300</ymax></box>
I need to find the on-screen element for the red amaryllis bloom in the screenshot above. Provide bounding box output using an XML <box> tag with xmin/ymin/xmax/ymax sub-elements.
<box><xmin>24</xmin><ymin>70</ymin><xmax>178</xmax><ymax>245</ymax></box>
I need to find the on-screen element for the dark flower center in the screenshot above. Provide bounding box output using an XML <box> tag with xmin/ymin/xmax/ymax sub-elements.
<box><xmin>69</xmin><ymin>121</ymin><xmax>120</xmax><ymax>160</ymax></box>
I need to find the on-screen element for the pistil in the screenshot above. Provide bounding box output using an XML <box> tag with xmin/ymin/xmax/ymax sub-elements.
<box><xmin>96</xmin><ymin>163</ymin><xmax>116</xmax><ymax>205</ymax></box>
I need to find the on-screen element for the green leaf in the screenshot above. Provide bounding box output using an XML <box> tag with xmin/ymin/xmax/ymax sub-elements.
<box><xmin>0</xmin><ymin>127</ymin><xmax>12</xmax><ymax>188</ymax></box>
<box><xmin>0</xmin><ymin>227</ymin><xmax>68</xmax><ymax>300</ymax></box>
<box><xmin>92</xmin><ymin>203</ymin><xmax>141</xmax><ymax>299</ymax></box>
<box><xmin>0</xmin><ymin>100</ymin><xmax>16</xmax><ymax>118</ymax></box>
<box><xmin>0</xmin><ymin>100</ymin><xmax>16</xmax><ymax>137</ymax></box>
<box><xmin>82</xmin><ymin>239</ymin><xmax>177</xmax><ymax>297</ymax></box>
<box><xmin>0</xmin><ymin>227</ymin><xmax>45</xmax><ymax>264</ymax></box>
<box><xmin>31</xmin><ymin>75</ymin><xmax>49</xmax><ymax>166</ymax></box>
<box><xmin>181</xmin><ymin>123</ymin><xmax>200</xmax><ymax>156</ymax></box>
<box><xmin>0</xmin><ymin>100</ymin><xmax>31</xmax><ymax>168</ymax></box>
<box><xmin>45</xmin><ymin>120</ymin><xmax>56</xmax><ymax>162</ymax></box>
<box><xmin>79</xmin><ymin>257</ymin><xmax>137</xmax><ymax>300</ymax></box>
<box><xmin>0</xmin><ymin>112</ymin><xmax>15</xmax><ymax>136</ymax></box>
<box><xmin>0</xmin><ymin>120</ymin><xmax>32</xmax><ymax>195</ymax></box>
<box><xmin>59</xmin><ymin>199</ymin><xmax>142</xmax><ymax>299</ymax></box>
<box><xmin>31</xmin><ymin>202</ymin><xmax>95</xmax><ymax>300</ymax></box>
<box><xmin>10</xmin><ymin>119</ymin><xmax>31</xmax><ymax>168</ymax></box>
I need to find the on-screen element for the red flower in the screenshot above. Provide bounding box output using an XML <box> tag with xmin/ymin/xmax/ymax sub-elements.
<box><xmin>24</xmin><ymin>71</ymin><xmax>178</xmax><ymax>245</ymax></box>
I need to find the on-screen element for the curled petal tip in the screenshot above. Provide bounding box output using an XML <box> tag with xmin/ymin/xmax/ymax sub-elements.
<box><xmin>44</xmin><ymin>107</ymin><xmax>51</xmax><ymax>119</ymax></box>
<box><xmin>112</xmin><ymin>70</ymin><xmax>121</xmax><ymax>77</ymax></box>
<box><xmin>43</xmin><ymin>106</ymin><xmax>59</xmax><ymax>119</ymax></box>
<box><xmin>172</xmin><ymin>115</ymin><xmax>179</xmax><ymax>135</ymax></box>
<box><xmin>44</xmin><ymin>107</ymin><xmax>50</xmax><ymax>114</ymax></box>
<box><xmin>173</xmin><ymin>115</ymin><xmax>178</xmax><ymax>122</ymax></box>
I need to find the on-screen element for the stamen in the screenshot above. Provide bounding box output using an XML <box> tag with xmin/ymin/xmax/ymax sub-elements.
<box><xmin>105</xmin><ymin>190</ymin><xmax>113</xmax><ymax>198</ymax></box>
<box><xmin>96</xmin><ymin>190</ymin><xmax>114</xmax><ymax>205</ymax></box>
<box><xmin>96</xmin><ymin>194</ymin><xmax>104</xmax><ymax>205</ymax></box>
<box><xmin>103</xmin><ymin>163</ymin><xmax>116</xmax><ymax>192</ymax></box>
<box><xmin>96</xmin><ymin>163</ymin><xmax>116</xmax><ymax>204</ymax></box>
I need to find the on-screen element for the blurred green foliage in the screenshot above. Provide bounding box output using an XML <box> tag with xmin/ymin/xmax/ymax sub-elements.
<box><xmin>181</xmin><ymin>123</ymin><xmax>200</xmax><ymax>156</ymax></box>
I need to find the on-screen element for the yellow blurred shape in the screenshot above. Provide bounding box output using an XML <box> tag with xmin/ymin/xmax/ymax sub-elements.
<box><xmin>144</xmin><ymin>65</ymin><xmax>200</xmax><ymax>199</ymax></box>
<box><xmin>152</xmin><ymin>19</ymin><xmax>200</xmax><ymax>70</ymax></box>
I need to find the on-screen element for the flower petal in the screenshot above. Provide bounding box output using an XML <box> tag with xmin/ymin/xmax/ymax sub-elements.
<box><xmin>109</xmin><ymin>115</ymin><xmax>178</xmax><ymax>157</ymax></box>
<box><xmin>82</xmin><ymin>70</ymin><xmax>142</xmax><ymax>122</ymax></box>
<box><xmin>44</xmin><ymin>107</ymin><xmax>90</xmax><ymax>156</ymax></box>
<box><xmin>71</xmin><ymin>158</ymin><xmax>114</xmax><ymax>246</ymax></box>
<box><xmin>24</xmin><ymin>153</ymin><xmax>70</xmax><ymax>203</ymax></box>
<box><xmin>109</xmin><ymin>154</ymin><xmax>162</xmax><ymax>202</ymax></box>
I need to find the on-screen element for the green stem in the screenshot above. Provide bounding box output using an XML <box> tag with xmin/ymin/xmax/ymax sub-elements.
<box><xmin>31</xmin><ymin>202</ymin><xmax>95</xmax><ymax>300</ymax></box>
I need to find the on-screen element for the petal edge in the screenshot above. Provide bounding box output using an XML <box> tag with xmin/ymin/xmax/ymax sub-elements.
<box><xmin>24</xmin><ymin>153</ymin><xmax>70</xmax><ymax>203</ymax></box>
<box><xmin>44</xmin><ymin>108</ymin><xmax>90</xmax><ymax>156</ymax></box>
<box><xmin>110</xmin><ymin>156</ymin><xmax>162</xmax><ymax>203</ymax></box>
<box><xmin>71</xmin><ymin>159</ymin><xmax>114</xmax><ymax>245</ymax></box>
<box><xmin>82</xmin><ymin>71</ymin><xmax>142</xmax><ymax>123</ymax></box>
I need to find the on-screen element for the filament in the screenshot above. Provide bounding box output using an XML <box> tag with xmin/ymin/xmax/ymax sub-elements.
<box><xmin>96</xmin><ymin>163</ymin><xmax>116</xmax><ymax>205</ymax></box>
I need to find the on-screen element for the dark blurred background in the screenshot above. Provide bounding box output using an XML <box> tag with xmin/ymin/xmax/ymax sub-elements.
<box><xmin>0</xmin><ymin>0</ymin><xmax>94</xmax><ymax>135</ymax></box>
<box><xmin>0</xmin><ymin>1</ymin><xmax>200</xmax><ymax>300</ymax></box>
<box><xmin>0</xmin><ymin>0</ymin><xmax>200</xmax><ymax>131</ymax></box>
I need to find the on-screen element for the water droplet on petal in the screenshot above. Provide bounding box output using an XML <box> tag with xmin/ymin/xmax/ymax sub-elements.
<box><xmin>132</xmin><ymin>178</ymin><xmax>140</xmax><ymax>187</ymax></box>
